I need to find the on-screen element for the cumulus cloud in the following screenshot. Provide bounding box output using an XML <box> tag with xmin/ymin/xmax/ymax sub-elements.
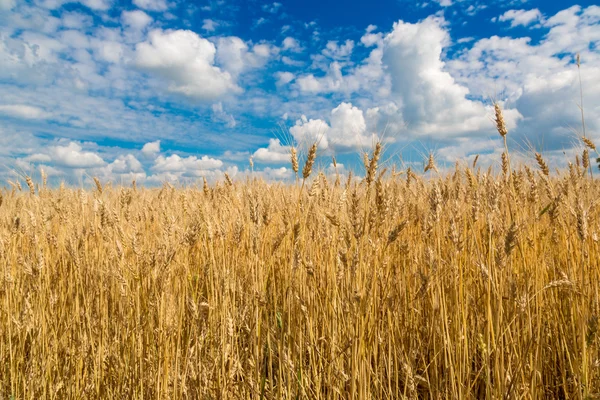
<box><xmin>290</xmin><ymin>117</ymin><xmax>329</xmax><ymax>149</ymax></box>
<box><xmin>87</xmin><ymin>154</ymin><xmax>147</xmax><ymax>183</ymax></box>
<box><xmin>135</xmin><ymin>29</ymin><xmax>241</xmax><ymax>100</ymax></box>
<box><xmin>215</xmin><ymin>37</ymin><xmax>274</xmax><ymax>77</ymax></box>
<box><xmin>295</xmin><ymin>62</ymin><xmax>345</xmax><ymax>93</ymax></box>
<box><xmin>293</xmin><ymin>17</ymin><xmax>521</xmax><ymax>139</ymax></box>
<box><xmin>361</xmin><ymin>27</ymin><xmax>383</xmax><ymax>47</ymax></box>
<box><xmin>49</xmin><ymin>142</ymin><xmax>106</xmax><ymax>168</ymax></box>
<box><xmin>78</xmin><ymin>0</ymin><xmax>113</xmax><ymax>10</ymax></box>
<box><xmin>132</xmin><ymin>0</ymin><xmax>167</xmax><ymax>11</ymax></box>
<box><xmin>294</xmin><ymin>34</ymin><xmax>386</xmax><ymax>96</ymax></box>
<box><xmin>61</xmin><ymin>11</ymin><xmax>93</xmax><ymax>29</ymax></box>
<box><xmin>152</xmin><ymin>154</ymin><xmax>224</xmax><ymax>175</ymax></box>
<box><xmin>141</xmin><ymin>140</ymin><xmax>160</xmax><ymax>156</ymax></box>
<box><xmin>281</xmin><ymin>56</ymin><xmax>303</xmax><ymax>67</ymax></box>
<box><xmin>252</xmin><ymin>138</ymin><xmax>290</xmax><ymax>163</ymax></box>
<box><xmin>322</xmin><ymin>40</ymin><xmax>354</xmax><ymax>59</ymax></box>
<box><xmin>0</xmin><ymin>104</ymin><xmax>52</xmax><ymax>120</ymax></box>
<box><xmin>282</xmin><ymin>37</ymin><xmax>301</xmax><ymax>52</ymax></box>
<box><xmin>1</xmin><ymin>1</ymin><xmax>598</xmax><ymax>182</ymax></box>
<box><xmin>448</xmin><ymin>5</ymin><xmax>600</xmax><ymax>148</ymax></box>
<box><xmin>202</xmin><ymin>19</ymin><xmax>217</xmax><ymax>32</ymax></box>
<box><xmin>327</xmin><ymin>102</ymin><xmax>375</xmax><ymax>150</ymax></box>
<box><xmin>289</xmin><ymin>103</ymin><xmax>377</xmax><ymax>152</ymax></box>
<box><xmin>108</xmin><ymin>154</ymin><xmax>143</xmax><ymax>173</ymax></box>
<box><xmin>498</xmin><ymin>9</ymin><xmax>544</xmax><ymax>27</ymax></box>
<box><xmin>434</xmin><ymin>0</ymin><xmax>452</xmax><ymax>7</ymax></box>
<box><xmin>274</xmin><ymin>71</ymin><xmax>295</xmax><ymax>86</ymax></box>
<box><xmin>22</xmin><ymin>0</ymin><xmax>113</xmax><ymax>11</ymax></box>
<box><xmin>146</xmin><ymin>158</ymin><xmax>234</xmax><ymax>183</ymax></box>
<box><xmin>381</xmin><ymin>16</ymin><xmax>517</xmax><ymax>136</ymax></box>
<box><xmin>257</xmin><ymin>166</ymin><xmax>291</xmax><ymax>180</ymax></box>
<box><xmin>122</xmin><ymin>10</ymin><xmax>152</xmax><ymax>30</ymax></box>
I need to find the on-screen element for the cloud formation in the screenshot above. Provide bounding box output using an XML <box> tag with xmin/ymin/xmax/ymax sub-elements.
<box><xmin>0</xmin><ymin>1</ymin><xmax>599</xmax><ymax>184</ymax></box>
<box><xmin>132</xmin><ymin>0</ymin><xmax>167</xmax><ymax>11</ymax></box>
<box><xmin>498</xmin><ymin>9</ymin><xmax>544</xmax><ymax>27</ymax></box>
<box><xmin>0</xmin><ymin>104</ymin><xmax>52</xmax><ymax>120</ymax></box>
<box><xmin>135</xmin><ymin>29</ymin><xmax>241</xmax><ymax>100</ymax></box>
<box><xmin>48</xmin><ymin>142</ymin><xmax>106</xmax><ymax>169</ymax></box>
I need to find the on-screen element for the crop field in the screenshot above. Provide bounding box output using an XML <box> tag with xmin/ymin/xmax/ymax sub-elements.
<box><xmin>0</xmin><ymin>111</ymin><xmax>598</xmax><ymax>399</ymax></box>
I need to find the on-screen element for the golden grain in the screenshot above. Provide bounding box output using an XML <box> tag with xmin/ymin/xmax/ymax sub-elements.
<box><xmin>2</xmin><ymin>133</ymin><xmax>600</xmax><ymax>400</ymax></box>
<box><xmin>302</xmin><ymin>143</ymin><xmax>317</xmax><ymax>180</ymax></box>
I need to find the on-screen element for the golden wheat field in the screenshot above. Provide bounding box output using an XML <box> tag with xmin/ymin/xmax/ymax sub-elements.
<box><xmin>2</xmin><ymin>135</ymin><xmax>600</xmax><ymax>399</ymax></box>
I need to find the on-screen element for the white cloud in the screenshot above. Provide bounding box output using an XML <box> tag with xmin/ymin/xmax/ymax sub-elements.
<box><xmin>282</xmin><ymin>37</ymin><xmax>301</xmax><ymax>52</ymax></box>
<box><xmin>49</xmin><ymin>142</ymin><xmax>106</xmax><ymax>168</ymax></box>
<box><xmin>215</xmin><ymin>37</ymin><xmax>249</xmax><ymax>75</ymax></box>
<box><xmin>281</xmin><ymin>56</ymin><xmax>303</xmax><ymax>67</ymax></box>
<box><xmin>294</xmin><ymin>52</ymin><xmax>387</xmax><ymax>96</ymax></box>
<box><xmin>294</xmin><ymin>35</ymin><xmax>386</xmax><ymax>96</ymax></box>
<box><xmin>152</xmin><ymin>154</ymin><xmax>224</xmax><ymax>174</ymax></box>
<box><xmin>433</xmin><ymin>0</ymin><xmax>452</xmax><ymax>7</ymax></box>
<box><xmin>289</xmin><ymin>103</ymin><xmax>378</xmax><ymax>152</ymax></box>
<box><xmin>1</xmin><ymin>2</ymin><xmax>598</xmax><ymax>182</ymax></box>
<box><xmin>215</xmin><ymin>37</ymin><xmax>274</xmax><ymax>77</ymax></box>
<box><xmin>0</xmin><ymin>0</ymin><xmax>15</xmax><ymax>10</ymax></box>
<box><xmin>361</xmin><ymin>28</ymin><xmax>383</xmax><ymax>47</ymax></box>
<box><xmin>257</xmin><ymin>166</ymin><xmax>291</xmax><ymax>180</ymax></box>
<box><xmin>135</xmin><ymin>29</ymin><xmax>241</xmax><ymax>100</ymax></box>
<box><xmin>18</xmin><ymin>32</ymin><xmax>66</xmax><ymax>62</ymax></box>
<box><xmin>61</xmin><ymin>11</ymin><xmax>93</xmax><ymax>29</ymax></box>
<box><xmin>465</xmin><ymin>4</ymin><xmax>486</xmax><ymax>16</ymax></box>
<box><xmin>25</xmin><ymin>153</ymin><xmax>53</xmax><ymax>163</ymax></box>
<box><xmin>211</xmin><ymin>102</ymin><xmax>237</xmax><ymax>128</ymax></box>
<box><xmin>295</xmin><ymin>62</ymin><xmax>345</xmax><ymax>93</ymax></box>
<box><xmin>141</xmin><ymin>140</ymin><xmax>160</xmax><ymax>156</ymax></box>
<box><xmin>274</xmin><ymin>71</ymin><xmax>295</xmax><ymax>86</ymax></box>
<box><xmin>122</xmin><ymin>10</ymin><xmax>152</xmax><ymax>30</ymax></box>
<box><xmin>78</xmin><ymin>0</ymin><xmax>113</xmax><ymax>11</ymax></box>
<box><xmin>327</xmin><ymin>102</ymin><xmax>374</xmax><ymax>150</ymax></box>
<box><xmin>254</xmin><ymin>17</ymin><xmax>267</xmax><ymax>27</ymax></box>
<box><xmin>90</xmin><ymin>153</ymin><xmax>147</xmax><ymax>183</ymax></box>
<box><xmin>381</xmin><ymin>16</ymin><xmax>515</xmax><ymax>136</ymax></box>
<box><xmin>94</xmin><ymin>40</ymin><xmax>124</xmax><ymax>64</ymax></box>
<box><xmin>0</xmin><ymin>104</ymin><xmax>52</xmax><ymax>120</ymax></box>
<box><xmin>291</xmin><ymin>16</ymin><xmax>524</xmax><ymax>142</ymax></box>
<box><xmin>448</xmin><ymin>5</ymin><xmax>600</xmax><ymax>147</ymax></box>
<box><xmin>108</xmin><ymin>154</ymin><xmax>143</xmax><ymax>173</ymax></box>
<box><xmin>146</xmin><ymin>153</ymin><xmax>230</xmax><ymax>182</ymax></box>
<box><xmin>37</xmin><ymin>0</ymin><xmax>113</xmax><ymax>11</ymax></box>
<box><xmin>202</xmin><ymin>19</ymin><xmax>217</xmax><ymax>32</ymax></box>
<box><xmin>132</xmin><ymin>0</ymin><xmax>167</xmax><ymax>11</ymax></box>
<box><xmin>457</xmin><ymin>37</ymin><xmax>475</xmax><ymax>44</ymax></box>
<box><xmin>498</xmin><ymin>9</ymin><xmax>544</xmax><ymax>27</ymax></box>
<box><xmin>262</xmin><ymin>2</ymin><xmax>281</xmax><ymax>14</ymax></box>
<box><xmin>322</xmin><ymin>40</ymin><xmax>354</xmax><ymax>59</ymax></box>
<box><xmin>59</xmin><ymin>29</ymin><xmax>90</xmax><ymax>48</ymax></box>
<box><xmin>290</xmin><ymin>117</ymin><xmax>329</xmax><ymax>149</ymax></box>
<box><xmin>253</xmin><ymin>138</ymin><xmax>290</xmax><ymax>163</ymax></box>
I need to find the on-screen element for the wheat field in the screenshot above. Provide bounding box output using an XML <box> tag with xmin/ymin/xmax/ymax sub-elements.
<box><xmin>2</xmin><ymin>126</ymin><xmax>600</xmax><ymax>398</ymax></box>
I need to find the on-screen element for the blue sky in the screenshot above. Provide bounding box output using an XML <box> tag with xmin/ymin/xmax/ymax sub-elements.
<box><xmin>0</xmin><ymin>0</ymin><xmax>599</xmax><ymax>185</ymax></box>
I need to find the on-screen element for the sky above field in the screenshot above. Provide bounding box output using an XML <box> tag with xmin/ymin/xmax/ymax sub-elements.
<box><xmin>1</xmin><ymin>0</ymin><xmax>599</xmax><ymax>185</ymax></box>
